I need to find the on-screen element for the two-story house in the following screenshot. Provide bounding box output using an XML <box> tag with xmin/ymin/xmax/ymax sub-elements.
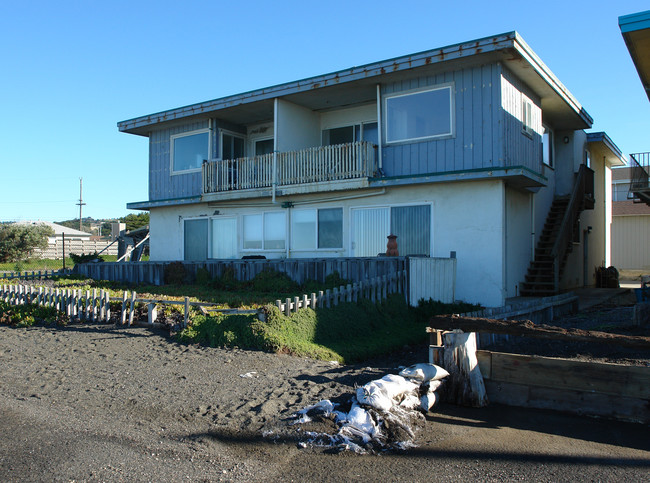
<box><xmin>119</xmin><ymin>32</ymin><xmax>622</xmax><ymax>307</ymax></box>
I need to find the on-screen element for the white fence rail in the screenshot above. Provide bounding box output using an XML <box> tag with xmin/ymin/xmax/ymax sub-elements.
<box><xmin>275</xmin><ymin>270</ymin><xmax>407</xmax><ymax>315</ymax></box>
<box><xmin>1</xmin><ymin>269</ymin><xmax>71</xmax><ymax>281</ymax></box>
<box><xmin>203</xmin><ymin>141</ymin><xmax>376</xmax><ymax>193</ymax></box>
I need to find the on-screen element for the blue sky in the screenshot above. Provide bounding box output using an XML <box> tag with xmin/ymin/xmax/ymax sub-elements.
<box><xmin>1</xmin><ymin>1</ymin><xmax>649</xmax><ymax>223</ymax></box>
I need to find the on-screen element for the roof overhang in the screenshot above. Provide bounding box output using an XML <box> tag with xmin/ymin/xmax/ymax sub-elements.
<box><xmin>586</xmin><ymin>131</ymin><xmax>627</xmax><ymax>167</ymax></box>
<box><xmin>619</xmin><ymin>10</ymin><xmax>650</xmax><ymax>102</ymax></box>
<box><xmin>119</xmin><ymin>31</ymin><xmax>592</xmax><ymax>136</ymax></box>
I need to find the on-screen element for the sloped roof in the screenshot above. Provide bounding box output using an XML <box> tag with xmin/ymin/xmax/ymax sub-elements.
<box><xmin>15</xmin><ymin>221</ymin><xmax>92</xmax><ymax>238</ymax></box>
<box><xmin>612</xmin><ymin>200</ymin><xmax>650</xmax><ymax>216</ymax></box>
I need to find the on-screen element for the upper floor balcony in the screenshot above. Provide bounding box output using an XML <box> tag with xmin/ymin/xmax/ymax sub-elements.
<box><xmin>202</xmin><ymin>141</ymin><xmax>377</xmax><ymax>197</ymax></box>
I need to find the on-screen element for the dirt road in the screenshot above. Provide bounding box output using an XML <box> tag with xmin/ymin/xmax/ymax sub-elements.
<box><xmin>1</xmin><ymin>323</ymin><xmax>648</xmax><ymax>481</ymax></box>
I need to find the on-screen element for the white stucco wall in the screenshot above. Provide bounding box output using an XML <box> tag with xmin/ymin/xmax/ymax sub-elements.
<box><xmin>506</xmin><ymin>186</ymin><xmax>533</xmax><ymax>298</ymax></box>
<box><xmin>275</xmin><ymin>99</ymin><xmax>320</xmax><ymax>152</ymax></box>
<box><xmin>149</xmin><ymin>179</ymin><xmax>509</xmax><ymax>307</ymax></box>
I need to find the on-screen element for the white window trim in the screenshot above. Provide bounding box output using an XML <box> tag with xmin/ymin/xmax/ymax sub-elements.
<box><xmin>383</xmin><ymin>83</ymin><xmax>455</xmax><ymax>145</ymax></box>
<box><xmin>241</xmin><ymin>211</ymin><xmax>287</xmax><ymax>252</ymax></box>
<box><xmin>220</xmin><ymin>129</ymin><xmax>246</xmax><ymax>161</ymax></box>
<box><xmin>290</xmin><ymin>207</ymin><xmax>344</xmax><ymax>251</ymax></box>
<box><xmin>170</xmin><ymin>128</ymin><xmax>210</xmax><ymax>175</ymax></box>
<box><xmin>522</xmin><ymin>97</ymin><xmax>534</xmax><ymax>137</ymax></box>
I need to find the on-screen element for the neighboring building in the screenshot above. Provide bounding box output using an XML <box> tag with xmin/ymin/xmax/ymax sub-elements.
<box><xmin>120</xmin><ymin>32</ymin><xmax>619</xmax><ymax>307</ymax></box>
<box><xmin>14</xmin><ymin>221</ymin><xmax>117</xmax><ymax>258</ymax></box>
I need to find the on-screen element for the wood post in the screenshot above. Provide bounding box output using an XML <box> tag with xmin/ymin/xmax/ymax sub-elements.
<box><xmin>121</xmin><ymin>291</ymin><xmax>128</xmax><ymax>325</ymax></box>
<box><xmin>183</xmin><ymin>296</ymin><xmax>189</xmax><ymax>328</ymax></box>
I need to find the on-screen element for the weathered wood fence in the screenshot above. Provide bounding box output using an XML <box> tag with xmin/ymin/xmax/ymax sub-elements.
<box><xmin>73</xmin><ymin>257</ymin><xmax>409</xmax><ymax>287</ymax></box>
<box><xmin>1</xmin><ymin>269</ymin><xmax>71</xmax><ymax>281</ymax></box>
<box><xmin>275</xmin><ymin>269</ymin><xmax>407</xmax><ymax>315</ymax></box>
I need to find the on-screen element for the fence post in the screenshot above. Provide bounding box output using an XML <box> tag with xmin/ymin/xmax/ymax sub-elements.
<box><xmin>275</xmin><ymin>299</ymin><xmax>282</xmax><ymax>312</ymax></box>
<box><xmin>121</xmin><ymin>291</ymin><xmax>128</xmax><ymax>325</ymax></box>
<box><xmin>346</xmin><ymin>284</ymin><xmax>352</xmax><ymax>303</ymax></box>
<box><xmin>128</xmin><ymin>291</ymin><xmax>137</xmax><ymax>326</ymax></box>
<box><xmin>325</xmin><ymin>289</ymin><xmax>331</xmax><ymax>308</ymax></box>
<box><xmin>333</xmin><ymin>287</ymin><xmax>339</xmax><ymax>307</ymax></box>
<box><xmin>285</xmin><ymin>298</ymin><xmax>291</xmax><ymax>317</ymax></box>
<box><xmin>310</xmin><ymin>292</ymin><xmax>316</xmax><ymax>310</ymax></box>
<box><xmin>301</xmin><ymin>294</ymin><xmax>308</xmax><ymax>311</ymax></box>
<box><xmin>183</xmin><ymin>296</ymin><xmax>189</xmax><ymax>328</ymax></box>
<box><xmin>105</xmin><ymin>292</ymin><xmax>111</xmax><ymax>322</ymax></box>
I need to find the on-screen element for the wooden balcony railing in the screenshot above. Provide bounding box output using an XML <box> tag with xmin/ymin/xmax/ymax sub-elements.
<box><xmin>202</xmin><ymin>141</ymin><xmax>376</xmax><ymax>194</ymax></box>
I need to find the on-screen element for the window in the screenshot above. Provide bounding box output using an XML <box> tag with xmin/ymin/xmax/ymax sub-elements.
<box><xmin>172</xmin><ymin>130</ymin><xmax>209</xmax><ymax>172</ymax></box>
<box><xmin>291</xmin><ymin>208</ymin><xmax>343</xmax><ymax>250</ymax></box>
<box><xmin>385</xmin><ymin>85</ymin><xmax>453</xmax><ymax>143</ymax></box>
<box><xmin>243</xmin><ymin>212</ymin><xmax>286</xmax><ymax>250</ymax></box>
<box><xmin>254</xmin><ymin>138</ymin><xmax>274</xmax><ymax>156</ymax></box>
<box><xmin>351</xmin><ymin>204</ymin><xmax>431</xmax><ymax>256</ymax></box>
<box><xmin>522</xmin><ymin>98</ymin><xmax>534</xmax><ymax>136</ymax></box>
<box><xmin>221</xmin><ymin>132</ymin><xmax>245</xmax><ymax>160</ymax></box>
<box><xmin>211</xmin><ymin>217</ymin><xmax>237</xmax><ymax>259</ymax></box>
<box><xmin>322</xmin><ymin>122</ymin><xmax>379</xmax><ymax>146</ymax></box>
<box><xmin>184</xmin><ymin>219</ymin><xmax>208</xmax><ymax>261</ymax></box>
<box><xmin>542</xmin><ymin>126</ymin><xmax>553</xmax><ymax>167</ymax></box>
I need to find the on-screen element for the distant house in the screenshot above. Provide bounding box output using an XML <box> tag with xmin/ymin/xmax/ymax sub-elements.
<box><xmin>14</xmin><ymin>221</ymin><xmax>116</xmax><ymax>258</ymax></box>
<box><xmin>119</xmin><ymin>32</ymin><xmax>622</xmax><ymax>307</ymax></box>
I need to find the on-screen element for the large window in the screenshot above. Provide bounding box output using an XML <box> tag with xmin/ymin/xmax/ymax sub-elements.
<box><xmin>291</xmin><ymin>208</ymin><xmax>343</xmax><ymax>250</ymax></box>
<box><xmin>211</xmin><ymin>217</ymin><xmax>237</xmax><ymax>259</ymax></box>
<box><xmin>385</xmin><ymin>85</ymin><xmax>453</xmax><ymax>143</ymax></box>
<box><xmin>172</xmin><ymin>130</ymin><xmax>209</xmax><ymax>172</ymax></box>
<box><xmin>351</xmin><ymin>205</ymin><xmax>431</xmax><ymax>256</ymax></box>
<box><xmin>184</xmin><ymin>219</ymin><xmax>208</xmax><ymax>261</ymax></box>
<box><xmin>243</xmin><ymin>212</ymin><xmax>286</xmax><ymax>250</ymax></box>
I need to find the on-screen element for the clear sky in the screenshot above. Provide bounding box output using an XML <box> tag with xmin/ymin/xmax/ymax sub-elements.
<box><xmin>1</xmin><ymin>0</ymin><xmax>649</xmax><ymax>223</ymax></box>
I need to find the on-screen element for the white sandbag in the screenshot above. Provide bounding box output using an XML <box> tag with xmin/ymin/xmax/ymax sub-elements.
<box><xmin>342</xmin><ymin>403</ymin><xmax>380</xmax><ymax>443</ymax></box>
<box><xmin>420</xmin><ymin>391</ymin><xmax>437</xmax><ymax>412</ymax></box>
<box><xmin>399</xmin><ymin>392</ymin><xmax>421</xmax><ymax>410</ymax></box>
<box><xmin>356</xmin><ymin>374</ymin><xmax>419</xmax><ymax>412</ymax></box>
<box><xmin>399</xmin><ymin>363</ymin><xmax>449</xmax><ymax>382</ymax></box>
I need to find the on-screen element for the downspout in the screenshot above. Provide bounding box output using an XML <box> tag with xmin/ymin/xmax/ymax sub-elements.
<box><xmin>272</xmin><ymin>98</ymin><xmax>278</xmax><ymax>204</ymax></box>
<box><xmin>376</xmin><ymin>84</ymin><xmax>383</xmax><ymax>171</ymax></box>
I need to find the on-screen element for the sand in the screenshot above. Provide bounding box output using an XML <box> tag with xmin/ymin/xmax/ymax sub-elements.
<box><xmin>1</xmin><ymin>322</ymin><xmax>649</xmax><ymax>482</ymax></box>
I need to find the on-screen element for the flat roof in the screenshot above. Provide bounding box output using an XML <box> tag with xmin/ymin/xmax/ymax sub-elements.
<box><xmin>119</xmin><ymin>31</ymin><xmax>592</xmax><ymax>136</ymax></box>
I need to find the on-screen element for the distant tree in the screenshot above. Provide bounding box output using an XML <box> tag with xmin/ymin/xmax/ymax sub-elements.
<box><xmin>0</xmin><ymin>224</ymin><xmax>55</xmax><ymax>262</ymax></box>
<box><xmin>120</xmin><ymin>213</ymin><xmax>149</xmax><ymax>232</ymax></box>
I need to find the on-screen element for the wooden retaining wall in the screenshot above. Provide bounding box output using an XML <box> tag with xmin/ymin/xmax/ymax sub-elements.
<box><xmin>477</xmin><ymin>350</ymin><xmax>650</xmax><ymax>424</ymax></box>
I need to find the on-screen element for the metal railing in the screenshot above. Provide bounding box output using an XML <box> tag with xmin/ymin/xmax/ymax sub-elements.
<box><xmin>629</xmin><ymin>152</ymin><xmax>650</xmax><ymax>204</ymax></box>
<box><xmin>550</xmin><ymin>164</ymin><xmax>594</xmax><ymax>292</ymax></box>
<box><xmin>202</xmin><ymin>141</ymin><xmax>376</xmax><ymax>193</ymax></box>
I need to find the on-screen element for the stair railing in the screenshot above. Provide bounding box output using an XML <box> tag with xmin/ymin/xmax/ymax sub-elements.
<box><xmin>550</xmin><ymin>164</ymin><xmax>593</xmax><ymax>292</ymax></box>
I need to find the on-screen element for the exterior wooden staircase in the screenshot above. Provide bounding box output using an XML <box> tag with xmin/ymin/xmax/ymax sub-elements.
<box><xmin>520</xmin><ymin>165</ymin><xmax>594</xmax><ymax>296</ymax></box>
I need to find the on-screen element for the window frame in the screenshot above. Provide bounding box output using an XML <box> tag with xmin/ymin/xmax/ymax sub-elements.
<box><xmin>290</xmin><ymin>207</ymin><xmax>344</xmax><ymax>251</ymax></box>
<box><xmin>220</xmin><ymin>129</ymin><xmax>246</xmax><ymax>161</ymax></box>
<box><xmin>522</xmin><ymin>97</ymin><xmax>534</xmax><ymax>137</ymax></box>
<box><xmin>384</xmin><ymin>83</ymin><xmax>455</xmax><ymax>145</ymax></box>
<box><xmin>170</xmin><ymin>129</ymin><xmax>210</xmax><ymax>175</ymax></box>
<box><xmin>350</xmin><ymin>202</ymin><xmax>433</xmax><ymax>257</ymax></box>
<box><xmin>542</xmin><ymin>125</ymin><xmax>554</xmax><ymax>168</ymax></box>
<box><xmin>241</xmin><ymin>211</ymin><xmax>287</xmax><ymax>252</ymax></box>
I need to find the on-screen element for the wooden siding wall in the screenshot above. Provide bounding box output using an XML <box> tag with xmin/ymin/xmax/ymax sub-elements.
<box><xmin>612</xmin><ymin>215</ymin><xmax>650</xmax><ymax>269</ymax></box>
<box><xmin>149</xmin><ymin>120</ymin><xmax>211</xmax><ymax>201</ymax></box>
<box><xmin>381</xmin><ymin>64</ymin><xmax>503</xmax><ymax>177</ymax></box>
<box><xmin>500</xmin><ymin>67</ymin><xmax>543</xmax><ymax>174</ymax></box>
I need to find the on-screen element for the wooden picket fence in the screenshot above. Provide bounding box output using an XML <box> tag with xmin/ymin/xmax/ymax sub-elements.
<box><xmin>275</xmin><ymin>269</ymin><xmax>407</xmax><ymax>315</ymax></box>
<box><xmin>1</xmin><ymin>269</ymin><xmax>71</xmax><ymax>281</ymax></box>
<box><xmin>0</xmin><ymin>284</ymin><xmax>259</xmax><ymax>328</ymax></box>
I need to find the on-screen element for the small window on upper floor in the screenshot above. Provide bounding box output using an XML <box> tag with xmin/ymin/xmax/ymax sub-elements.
<box><xmin>542</xmin><ymin>126</ymin><xmax>553</xmax><ymax>168</ymax></box>
<box><xmin>254</xmin><ymin>138</ymin><xmax>274</xmax><ymax>156</ymax></box>
<box><xmin>322</xmin><ymin>122</ymin><xmax>378</xmax><ymax>146</ymax></box>
<box><xmin>221</xmin><ymin>132</ymin><xmax>245</xmax><ymax>160</ymax></box>
<box><xmin>522</xmin><ymin>98</ymin><xmax>534</xmax><ymax>136</ymax></box>
<box><xmin>384</xmin><ymin>84</ymin><xmax>453</xmax><ymax>144</ymax></box>
<box><xmin>171</xmin><ymin>130</ymin><xmax>209</xmax><ymax>173</ymax></box>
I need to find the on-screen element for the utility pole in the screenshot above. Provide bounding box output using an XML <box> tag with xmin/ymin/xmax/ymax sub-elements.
<box><xmin>76</xmin><ymin>177</ymin><xmax>86</xmax><ymax>232</ymax></box>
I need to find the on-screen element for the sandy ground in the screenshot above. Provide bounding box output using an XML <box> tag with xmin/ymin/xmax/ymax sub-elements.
<box><xmin>1</xmin><ymin>321</ymin><xmax>649</xmax><ymax>482</ymax></box>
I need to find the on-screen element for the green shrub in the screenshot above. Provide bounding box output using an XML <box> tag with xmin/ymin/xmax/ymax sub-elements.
<box><xmin>250</xmin><ymin>269</ymin><xmax>300</xmax><ymax>293</ymax></box>
<box><xmin>212</xmin><ymin>266</ymin><xmax>241</xmax><ymax>290</ymax></box>
<box><xmin>70</xmin><ymin>252</ymin><xmax>103</xmax><ymax>264</ymax></box>
<box><xmin>164</xmin><ymin>262</ymin><xmax>187</xmax><ymax>285</ymax></box>
<box><xmin>0</xmin><ymin>302</ymin><xmax>64</xmax><ymax>327</ymax></box>
<box><xmin>195</xmin><ymin>268</ymin><xmax>212</xmax><ymax>286</ymax></box>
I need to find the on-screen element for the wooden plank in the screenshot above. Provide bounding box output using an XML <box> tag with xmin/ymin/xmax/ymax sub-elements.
<box><xmin>483</xmin><ymin>351</ymin><xmax>650</xmax><ymax>399</ymax></box>
<box><xmin>429</xmin><ymin>315</ymin><xmax>650</xmax><ymax>349</ymax></box>
<box><xmin>483</xmin><ymin>380</ymin><xmax>650</xmax><ymax>424</ymax></box>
